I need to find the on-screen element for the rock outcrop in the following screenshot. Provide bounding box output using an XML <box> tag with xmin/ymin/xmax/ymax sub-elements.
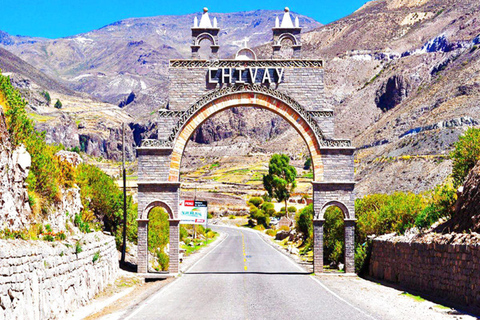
<box><xmin>375</xmin><ymin>75</ymin><xmax>410</xmax><ymax>112</ymax></box>
<box><xmin>35</xmin><ymin>114</ymin><xmax>80</xmax><ymax>150</ymax></box>
<box><xmin>0</xmin><ymin>106</ymin><xmax>32</xmax><ymax>231</ymax></box>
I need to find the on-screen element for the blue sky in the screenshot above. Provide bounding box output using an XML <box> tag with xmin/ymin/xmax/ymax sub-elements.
<box><xmin>1</xmin><ymin>0</ymin><xmax>368</xmax><ymax>39</ymax></box>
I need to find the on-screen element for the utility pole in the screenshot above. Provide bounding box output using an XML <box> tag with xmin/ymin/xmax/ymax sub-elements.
<box><xmin>121</xmin><ymin>123</ymin><xmax>127</xmax><ymax>264</ymax></box>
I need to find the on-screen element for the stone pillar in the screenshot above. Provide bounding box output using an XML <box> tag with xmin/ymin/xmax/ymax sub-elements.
<box><xmin>344</xmin><ymin>219</ymin><xmax>356</xmax><ymax>274</ymax></box>
<box><xmin>169</xmin><ymin>219</ymin><xmax>180</xmax><ymax>273</ymax></box>
<box><xmin>137</xmin><ymin>219</ymin><xmax>149</xmax><ymax>274</ymax></box>
<box><xmin>313</xmin><ymin>219</ymin><xmax>324</xmax><ymax>274</ymax></box>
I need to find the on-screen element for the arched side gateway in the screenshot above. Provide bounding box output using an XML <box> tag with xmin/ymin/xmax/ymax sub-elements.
<box><xmin>136</xmin><ymin>8</ymin><xmax>356</xmax><ymax>275</ymax></box>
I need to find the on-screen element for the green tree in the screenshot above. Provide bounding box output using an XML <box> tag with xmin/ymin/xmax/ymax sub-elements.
<box><xmin>54</xmin><ymin>99</ymin><xmax>62</xmax><ymax>109</ymax></box>
<box><xmin>324</xmin><ymin>207</ymin><xmax>344</xmax><ymax>266</ymax></box>
<box><xmin>295</xmin><ymin>204</ymin><xmax>313</xmax><ymax>241</ymax></box>
<box><xmin>148</xmin><ymin>207</ymin><xmax>170</xmax><ymax>271</ymax></box>
<box><xmin>41</xmin><ymin>91</ymin><xmax>51</xmax><ymax>105</ymax></box>
<box><xmin>263</xmin><ymin>154</ymin><xmax>297</xmax><ymax>217</ymax></box>
<box><xmin>303</xmin><ymin>157</ymin><xmax>312</xmax><ymax>170</ymax></box>
<box><xmin>450</xmin><ymin>128</ymin><xmax>480</xmax><ymax>187</ymax></box>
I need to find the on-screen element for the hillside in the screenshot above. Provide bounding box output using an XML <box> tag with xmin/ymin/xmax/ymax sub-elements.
<box><xmin>252</xmin><ymin>0</ymin><xmax>480</xmax><ymax>195</ymax></box>
<box><xmin>0</xmin><ymin>10</ymin><xmax>321</xmax><ymax>115</ymax></box>
<box><xmin>0</xmin><ymin>48</ymin><xmax>135</xmax><ymax>161</ymax></box>
<box><xmin>1</xmin><ymin>2</ymin><xmax>480</xmax><ymax>197</ymax></box>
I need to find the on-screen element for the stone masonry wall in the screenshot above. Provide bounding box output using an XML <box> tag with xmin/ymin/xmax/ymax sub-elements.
<box><xmin>168</xmin><ymin>66</ymin><xmax>325</xmax><ymax>110</ymax></box>
<box><xmin>0</xmin><ymin>232</ymin><xmax>118</xmax><ymax>320</ymax></box>
<box><xmin>369</xmin><ymin>237</ymin><xmax>480</xmax><ymax>314</ymax></box>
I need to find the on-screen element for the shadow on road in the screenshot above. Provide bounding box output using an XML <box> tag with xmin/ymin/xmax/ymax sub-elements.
<box><xmin>184</xmin><ymin>271</ymin><xmax>311</xmax><ymax>275</ymax></box>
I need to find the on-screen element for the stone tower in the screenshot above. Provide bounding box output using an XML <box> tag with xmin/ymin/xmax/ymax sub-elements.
<box><xmin>191</xmin><ymin>7</ymin><xmax>220</xmax><ymax>59</ymax></box>
<box><xmin>272</xmin><ymin>7</ymin><xmax>302</xmax><ymax>58</ymax></box>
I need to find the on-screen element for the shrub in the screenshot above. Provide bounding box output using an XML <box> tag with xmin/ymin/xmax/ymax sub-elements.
<box><xmin>295</xmin><ymin>204</ymin><xmax>313</xmax><ymax>240</ymax></box>
<box><xmin>450</xmin><ymin>128</ymin><xmax>480</xmax><ymax>187</ymax></box>
<box><xmin>355</xmin><ymin>192</ymin><xmax>428</xmax><ymax>246</ymax></box>
<box><xmin>43</xmin><ymin>232</ymin><xmax>54</xmax><ymax>241</ymax></box>
<box><xmin>75</xmin><ymin>164</ymin><xmax>129</xmax><ymax>243</ymax></box>
<box><xmin>324</xmin><ymin>207</ymin><xmax>344</xmax><ymax>266</ymax></box>
<box><xmin>253</xmin><ymin>225</ymin><xmax>265</xmax><ymax>231</ymax></box>
<box><xmin>180</xmin><ymin>226</ymin><xmax>188</xmax><ymax>242</ymax></box>
<box><xmin>355</xmin><ymin>241</ymin><xmax>372</xmax><ymax>274</ymax></box>
<box><xmin>41</xmin><ymin>90</ymin><xmax>51</xmax><ymax>105</ymax></box>
<box><xmin>156</xmin><ymin>250</ymin><xmax>169</xmax><ymax>271</ymax></box>
<box><xmin>0</xmin><ymin>72</ymin><xmax>71</xmax><ymax>205</ymax></box>
<box><xmin>56</xmin><ymin>231</ymin><xmax>67</xmax><ymax>241</ymax></box>
<box><xmin>303</xmin><ymin>157</ymin><xmax>312</xmax><ymax>170</ymax></box>
<box><xmin>75</xmin><ymin>241</ymin><xmax>83</xmax><ymax>254</ymax></box>
<box><xmin>415</xmin><ymin>182</ymin><xmax>457</xmax><ymax>230</ymax></box>
<box><xmin>54</xmin><ymin>99</ymin><xmax>62</xmax><ymax>109</ymax></box>
<box><xmin>148</xmin><ymin>207</ymin><xmax>169</xmax><ymax>252</ymax></box>
<box><xmin>265</xmin><ymin>229</ymin><xmax>276</xmax><ymax>237</ymax></box>
<box><xmin>206</xmin><ymin>231</ymin><xmax>215</xmax><ymax>239</ymax></box>
<box><xmin>288</xmin><ymin>206</ymin><xmax>297</xmax><ymax>213</ymax></box>
<box><xmin>74</xmin><ymin>213</ymin><xmax>91</xmax><ymax>233</ymax></box>
<box><xmin>92</xmin><ymin>251</ymin><xmax>100</xmax><ymax>263</ymax></box>
<box><xmin>261</xmin><ymin>202</ymin><xmax>275</xmax><ymax>216</ymax></box>
<box><xmin>248</xmin><ymin>197</ymin><xmax>263</xmax><ymax>208</ymax></box>
<box><xmin>261</xmin><ymin>193</ymin><xmax>272</xmax><ymax>202</ymax></box>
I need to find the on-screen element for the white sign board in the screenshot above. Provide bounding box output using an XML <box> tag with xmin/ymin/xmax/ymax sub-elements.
<box><xmin>179</xmin><ymin>200</ymin><xmax>208</xmax><ymax>225</ymax></box>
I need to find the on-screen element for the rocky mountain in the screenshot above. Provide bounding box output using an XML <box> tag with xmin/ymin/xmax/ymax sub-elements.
<box><xmin>251</xmin><ymin>0</ymin><xmax>480</xmax><ymax>195</ymax></box>
<box><xmin>0</xmin><ymin>10</ymin><xmax>321</xmax><ymax>115</ymax></box>
<box><xmin>0</xmin><ymin>48</ymin><xmax>136</xmax><ymax>161</ymax></box>
<box><xmin>2</xmin><ymin>1</ymin><xmax>480</xmax><ymax>197</ymax></box>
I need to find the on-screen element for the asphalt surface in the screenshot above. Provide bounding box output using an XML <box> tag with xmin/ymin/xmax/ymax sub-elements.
<box><xmin>123</xmin><ymin>226</ymin><xmax>376</xmax><ymax>320</ymax></box>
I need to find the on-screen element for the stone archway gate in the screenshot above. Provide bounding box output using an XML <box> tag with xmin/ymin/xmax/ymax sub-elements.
<box><xmin>136</xmin><ymin>9</ymin><xmax>356</xmax><ymax>274</ymax></box>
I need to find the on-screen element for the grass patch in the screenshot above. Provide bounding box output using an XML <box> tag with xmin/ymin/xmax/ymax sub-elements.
<box><xmin>181</xmin><ymin>233</ymin><xmax>218</xmax><ymax>256</ymax></box>
<box><xmin>27</xmin><ymin>113</ymin><xmax>55</xmax><ymax>123</ymax></box>
<box><xmin>402</xmin><ymin>292</ymin><xmax>426</xmax><ymax>302</ymax></box>
<box><xmin>434</xmin><ymin>304</ymin><xmax>450</xmax><ymax>310</ymax></box>
<box><xmin>301</xmin><ymin>172</ymin><xmax>314</xmax><ymax>179</ymax></box>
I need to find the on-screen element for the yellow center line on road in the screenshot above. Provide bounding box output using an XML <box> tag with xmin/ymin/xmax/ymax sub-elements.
<box><xmin>241</xmin><ymin>232</ymin><xmax>247</xmax><ymax>271</ymax></box>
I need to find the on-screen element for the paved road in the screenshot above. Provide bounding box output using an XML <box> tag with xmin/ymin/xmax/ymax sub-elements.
<box><xmin>124</xmin><ymin>226</ymin><xmax>375</xmax><ymax>320</ymax></box>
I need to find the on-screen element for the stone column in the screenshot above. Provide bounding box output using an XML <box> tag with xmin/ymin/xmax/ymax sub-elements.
<box><xmin>169</xmin><ymin>219</ymin><xmax>180</xmax><ymax>273</ymax></box>
<box><xmin>137</xmin><ymin>219</ymin><xmax>149</xmax><ymax>274</ymax></box>
<box><xmin>313</xmin><ymin>219</ymin><xmax>325</xmax><ymax>274</ymax></box>
<box><xmin>344</xmin><ymin>219</ymin><xmax>356</xmax><ymax>274</ymax></box>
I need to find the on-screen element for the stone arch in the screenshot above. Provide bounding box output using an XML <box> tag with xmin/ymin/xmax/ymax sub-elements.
<box><xmin>167</xmin><ymin>90</ymin><xmax>325</xmax><ymax>182</ymax></box>
<box><xmin>276</xmin><ymin>33</ymin><xmax>299</xmax><ymax>47</ymax></box>
<box><xmin>143</xmin><ymin>200</ymin><xmax>175</xmax><ymax>220</ymax></box>
<box><xmin>319</xmin><ymin>200</ymin><xmax>350</xmax><ymax>220</ymax></box>
<box><xmin>194</xmin><ymin>32</ymin><xmax>217</xmax><ymax>46</ymax></box>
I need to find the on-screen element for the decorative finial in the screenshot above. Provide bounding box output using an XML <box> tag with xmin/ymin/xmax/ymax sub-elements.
<box><xmin>194</xmin><ymin>16</ymin><xmax>198</xmax><ymax>28</ymax></box>
<box><xmin>275</xmin><ymin>16</ymin><xmax>280</xmax><ymax>28</ymax></box>
<box><xmin>213</xmin><ymin>17</ymin><xmax>218</xmax><ymax>28</ymax></box>
<box><xmin>199</xmin><ymin>7</ymin><xmax>213</xmax><ymax>28</ymax></box>
<box><xmin>280</xmin><ymin>7</ymin><xmax>294</xmax><ymax>28</ymax></box>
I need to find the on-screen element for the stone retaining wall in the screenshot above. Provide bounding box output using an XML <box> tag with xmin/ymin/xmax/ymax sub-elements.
<box><xmin>369</xmin><ymin>238</ymin><xmax>480</xmax><ymax>314</ymax></box>
<box><xmin>0</xmin><ymin>232</ymin><xmax>118</xmax><ymax>320</ymax></box>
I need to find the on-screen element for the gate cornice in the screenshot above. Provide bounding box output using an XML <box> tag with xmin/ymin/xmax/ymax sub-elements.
<box><xmin>141</xmin><ymin>84</ymin><xmax>351</xmax><ymax>149</ymax></box>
